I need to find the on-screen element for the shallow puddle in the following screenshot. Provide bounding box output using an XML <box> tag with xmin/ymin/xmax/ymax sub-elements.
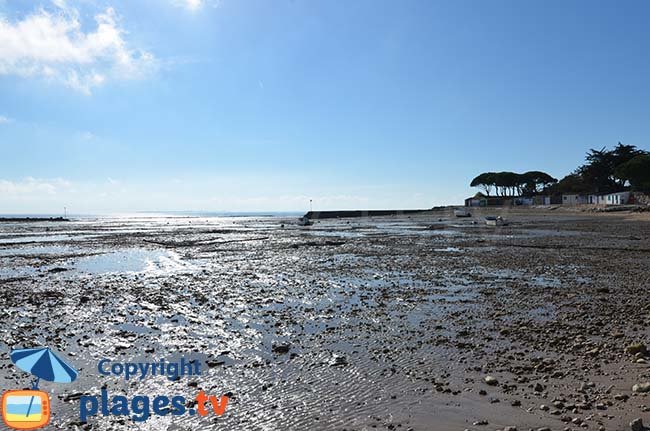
<box><xmin>73</xmin><ymin>249</ymin><xmax>193</xmax><ymax>275</ymax></box>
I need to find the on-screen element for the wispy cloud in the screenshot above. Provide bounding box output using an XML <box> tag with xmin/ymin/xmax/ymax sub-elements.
<box><xmin>172</xmin><ymin>0</ymin><xmax>219</xmax><ymax>12</ymax></box>
<box><xmin>77</xmin><ymin>131</ymin><xmax>96</xmax><ymax>140</ymax></box>
<box><xmin>0</xmin><ymin>4</ymin><xmax>157</xmax><ymax>94</ymax></box>
<box><xmin>0</xmin><ymin>115</ymin><xmax>12</xmax><ymax>124</ymax></box>
<box><xmin>0</xmin><ymin>177</ymin><xmax>72</xmax><ymax>195</ymax></box>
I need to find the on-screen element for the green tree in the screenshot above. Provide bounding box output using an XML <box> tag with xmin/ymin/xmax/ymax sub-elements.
<box><xmin>576</xmin><ymin>143</ymin><xmax>648</xmax><ymax>192</ymax></box>
<box><xmin>470</xmin><ymin>172</ymin><xmax>496</xmax><ymax>196</ymax></box>
<box><xmin>614</xmin><ymin>154</ymin><xmax>650</xmax><ymax>191</ymax></box>
<box><xmin>553</xmin><ymin>173</ymin><xmax>589</xmax><ymax>194</ymax></box>
<box><xmin>494</xmin><ymin>171</ymin><xmax>520</xmax><ymax>196</ymax></box>
<box><xmin>521</xmin><ymin>171</ymin><xmax>558</xmax><ymax>195</ymax></box>
<box><xmin>578</xmin><ymin>147</ymin><xmax>616</xmax><ymax>192</ymax></box>
<box><xmin>611</xmin><ymin>143</ymin><xmax>647</xmax><ymax>186</ymax></box>
<box><xmin>471</xmin><ymin>171</ymin><xmax>557</xmax><ymax>196</ymax></box>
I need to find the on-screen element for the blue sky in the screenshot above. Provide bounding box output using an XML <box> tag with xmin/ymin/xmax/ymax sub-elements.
<box><xmin>1</xmin><ymin>0</ymin><xmax>649</xmax><ymax>213</ymax></box>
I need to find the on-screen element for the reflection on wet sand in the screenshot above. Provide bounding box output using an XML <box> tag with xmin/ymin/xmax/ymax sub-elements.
<box><xmin>0</xmin><ymin>210</ymin><xmax>648</xmax><ymax>430</ymax></box>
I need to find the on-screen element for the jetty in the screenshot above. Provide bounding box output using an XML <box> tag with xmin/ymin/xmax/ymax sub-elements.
<box><xmin>303</xmin><ymin>209</ymin><xmax>431</xmax><ymax>220</ymax></box>
<box><xmin>0</xmin><ymin>217</ymin><xmax>70</xmax><ymax>223</ymax></box>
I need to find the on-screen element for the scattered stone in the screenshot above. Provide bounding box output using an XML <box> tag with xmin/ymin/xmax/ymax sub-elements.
<box><xmin>630</xmin><ymin>418</ymin><xmax>644</xmax><ymax>431</ymax></box>
<box><xmin>632</xmin><ymin>382</ymin><xmax>650</xmax><ymax>393</ymax></box>
<box><xmin>626</xmin><ymin>343</ymin><xmax>647</xmax><ymax>356</ymax></box>
<box><xmin>62</xmin><ymin>392</ymin><xmax>84</xmax><ymax>402</ymax></box>
<box><xmin>48</xmin><ymin>267</ymin><xmax>68</xmax><ymax>273</ymax></box>
<box><xmin>272</xmin><ymin>343</ymin><xmax>291</xmax><ymax>354</ymax></box>
<box><xmin>484</xmin><ymin>376</ymin><xmax>498</xmax><ymax>386</ymax></box>
<box><xmin>329</xmin><ymin>355</ymin><xmax>348</xmax><ymax>367</ymax></box>
<box><xmin>206</xmin><ymin>359</ymin><xmax>225</xmax><ymax>368</ymax></box>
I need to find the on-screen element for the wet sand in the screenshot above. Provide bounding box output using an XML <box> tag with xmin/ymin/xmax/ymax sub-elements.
<box><xmin>0</xmin><ymin>209</ymin><xmax>648</xmax><ymax>430</ymax></box>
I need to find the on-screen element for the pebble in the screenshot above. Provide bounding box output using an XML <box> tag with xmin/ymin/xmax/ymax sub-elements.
<box><xmin>329</xmin><ymin>354</ymin><xmax>348</xmax><ymax>367</ymax></box>
<box><xmin>626</xmin><ymin>343</ymin><xmax>647</xmax><ymax>356</ymax></box>
<box><xmin>484</xmin><ymin>376</ymin><xmax>498</xmax><ymax>386</ymax></box>
<box><xmin>632</xmin><ymin>382</ymin><xmax>650</xmax><ymax>393</ymax></box>
<box><xmin>272</xmin><ymin>343</ymin><xmax>291</xmax><ymax>354</ymax></box>
<box><xmin>630</xmin><ymin>418</ymin><xmax>644</xmax><ymax>431</ymax></box>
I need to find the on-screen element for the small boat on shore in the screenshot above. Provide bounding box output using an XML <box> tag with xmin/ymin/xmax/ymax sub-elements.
<box><xmin>454</xmin><ymin>208</ymin><xmax>472</xmax><ymax>217</ymax></box>
<box><xmin>485</xmin><ymin>216</ymin><xmax>507</xmax><ymax>226</ymax></box>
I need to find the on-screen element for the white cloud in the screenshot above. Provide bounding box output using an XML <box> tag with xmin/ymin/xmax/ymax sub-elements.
<box><xmin>172</xmin><ymin>0</ymin><xmax>219</xmax><ymax>11</ymax></box>
<box><xmin>184</xmin><ymin>0</ymin><xmax>203</xmax><ymax>10</ymax></box>
<box><xmin>0</xmin><ymin>115</ymin><xmax>12</xmax><ymax>124</ymax></box>
<box><xmin>77</xmin><ymin>131</ymin><xmax>96</xmax><ymax>140</ymax></box>
<box><xmin>0</xmin><ymin>177</ymin><xmax>72</xmax><ymax>195</ymax></box>
<box><xmin>0</xmin><ymin>174</ymin><xmax>448</xmax><ymax>213</ymax></box>
<box><xmin>0</xmin><ymin>4</ymin><xmax>157</xmax><ymax>94</ymax></box>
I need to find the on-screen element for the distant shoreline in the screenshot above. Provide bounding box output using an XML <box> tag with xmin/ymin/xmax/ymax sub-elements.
<box><xmin>0</xmin><ymin>217</ymin><xmax>70</xmax><ymax>223</ymax></box>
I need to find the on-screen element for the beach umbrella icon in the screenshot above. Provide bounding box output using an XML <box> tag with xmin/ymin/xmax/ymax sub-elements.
<box><xmin>10</xmin><ymin>347</ymin><xmax>78</xmax><ymax>416</ymax></box>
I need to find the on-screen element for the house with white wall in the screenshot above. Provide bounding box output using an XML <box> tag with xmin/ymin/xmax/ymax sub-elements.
<box><xmin>565</xmin><ymin>191</ymin><xmax>630</xmax><ymax>206</ymax></box>
<box><xmin>562</xmin><ymin>194</ymin><xmax>588</xmax><ymax>205</ymax></box>
<box><xmin>601</xmin><ymin>191</ymin><xmax>630</xmax><ymax>205</ymax></box>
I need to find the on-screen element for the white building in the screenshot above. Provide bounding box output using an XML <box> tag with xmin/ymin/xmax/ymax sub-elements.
<box><xmin>602</xmin><ymin>191</ymin><xmax>630</xmax><ymax>205</ymax></box>
<box><xmin>564</xmin><ymin>192</ymin><xmax>630</xmax><ymax>206</ymax></box>
<box><xmin>562</xmin><ymin>194</ymin><xmax>587</xmax><ymax>205</ymax></box>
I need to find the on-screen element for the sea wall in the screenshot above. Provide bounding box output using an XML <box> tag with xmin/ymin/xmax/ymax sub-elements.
<box><xmin>0</xmin><ymin>217</ymin><xmax>69</xmax><ymax>222</ymax></box>
<box><xmin>304</xmin><ymin>209</ymin><xmax>429</xmax><ymax>220</ymax></box>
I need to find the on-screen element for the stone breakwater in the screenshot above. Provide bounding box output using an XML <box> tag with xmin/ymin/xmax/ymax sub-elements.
<box><xmin>304</xmin><ymin>209</ymin><xmax>431</xmax><ymax>219</ymax></box>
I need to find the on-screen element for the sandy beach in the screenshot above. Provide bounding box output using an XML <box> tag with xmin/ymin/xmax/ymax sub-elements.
<box><xmin>0</xmin><ymin>208</ymin><xmax>648</xmax><ymax>430</ymax></box>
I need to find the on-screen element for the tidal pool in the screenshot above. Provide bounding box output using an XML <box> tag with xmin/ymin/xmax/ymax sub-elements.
<box><xmin>73</xmin><ymin>249</ymin><xmax>194</xmax><ymax>275</ymax></box>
